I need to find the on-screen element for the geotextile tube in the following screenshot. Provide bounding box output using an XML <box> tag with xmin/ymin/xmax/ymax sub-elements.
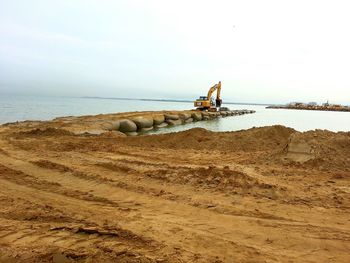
<box><xmin>155</xmin><ymin>123</ymin><xmax>168</xmax><ymax>128</ymax></box>
<box><xmin>167</xmin><ymin>119</ymin><xmax>182</xmax><ymax>126</ymax></box>
<box><xmin>125</xmin><ymin>131</ymin><xmax>138</xmax><ymax>136</ymax></box>
<box><xmin>191</xmin><ymin>112</ymin><xmax>202</xmax><ymax>121</ymax></box>
<box><xmin>140</xmin><ymin>127</ymin><xmax>154</xmax><ymax>132</ymax></box>
<box><xmin>131</xmin><ymin>117</ymin><xmax>154</xmax><ymax>129</ymax></box>
<box><xmin>201</xmin><ymin>112</ymin><xmax>210</xmax><ymax>120</ymax></box>
<box><xmin>98</xmin><ymin>110</ymin><xmax>255</xmax><ymax>136</ymax></box>
<box><xmin>119</xmin><ymin>119</ymin><xmax>137</xmax><ymax>132</ymax></box>
<box><xmin>179</xmin><ymin>113</ymin><xmax>191</xmax><ymax>120</ymax></box>
<box><xmin>165</xmin><ymin>114</ymin><xmax>179</xmax><ymax>120</ymax></box>
<box><xmin>100</xmin><ymin>120</ymin><xmax>120</xmax><ymax>131</ymax></box>
<box><xmin>153</xmin><ymin>115</ymin><xmax>165</xmax><ymax>125</ymax></box>
<box><xmin>208</xmin><ymin>112</ymin><xmax>217</xmax><ymax>118</ymax></box>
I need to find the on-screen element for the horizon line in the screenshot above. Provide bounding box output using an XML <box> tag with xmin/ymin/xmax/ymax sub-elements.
<box><xmin>79</xmin><ymin>96</ymin><xmax>273</xmax><ymax>106</ymax></box>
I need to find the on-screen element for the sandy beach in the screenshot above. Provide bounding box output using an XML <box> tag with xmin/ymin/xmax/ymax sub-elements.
<box><xmin>0</xmin><ymin>110</ymin><xmax>349</xmax><ymax>262</ymax></box>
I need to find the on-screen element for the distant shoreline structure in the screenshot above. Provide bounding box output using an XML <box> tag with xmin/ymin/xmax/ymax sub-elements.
<box><xmin>267</xmin><ymin>102</ymin><xmax>350</xmax><ymax>112</ymax></box>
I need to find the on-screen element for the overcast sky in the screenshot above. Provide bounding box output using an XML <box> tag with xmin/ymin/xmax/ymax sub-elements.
<box><xmin>0</xmin><ymin>0</ymin><xmax>349</xmax><ymax>104</ymax></box>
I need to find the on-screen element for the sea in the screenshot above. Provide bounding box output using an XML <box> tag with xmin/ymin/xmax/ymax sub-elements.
<box><xmin>1</xmin><ymin>95</ymin><xmax>349</xmax><ymax>133</ymax></box>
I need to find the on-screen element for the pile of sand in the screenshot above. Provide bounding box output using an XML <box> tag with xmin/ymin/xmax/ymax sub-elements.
<box><xmin>16</xmin><ymin>127</ymin><xmax>74</xmax><ymax>137</ymax></box>
<box><xmin>281</xmin><ymin>129</ymin><xmax>350</xmax><ymax>171</ymax></box>
<box><xmin>124</xmin><ymin>125</ymin><xmax>296</xmax><ymax>152</ymax></box>
<box><xmin>7</xmin><ymin>121</ymin><xmax>350</xmax><ymax>172</ymax></box>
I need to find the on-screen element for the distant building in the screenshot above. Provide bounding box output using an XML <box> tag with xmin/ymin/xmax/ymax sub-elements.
<box><xmin>308</xmin><ymin>102</ymin><xmax>318</xmax><ymax>106</ymax></box>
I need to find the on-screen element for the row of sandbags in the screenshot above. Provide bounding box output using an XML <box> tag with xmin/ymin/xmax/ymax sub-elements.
<box><xmin>101</xmin><ymin>110</ymin><xmax>255</xmax><ymax>136</ymax></box>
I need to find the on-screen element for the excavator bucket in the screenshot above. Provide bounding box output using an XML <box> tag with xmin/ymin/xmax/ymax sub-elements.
<box><xmin>216</xmin><ymin>98</ymin><xmax>222</xmax><ymax>107</ymax></box>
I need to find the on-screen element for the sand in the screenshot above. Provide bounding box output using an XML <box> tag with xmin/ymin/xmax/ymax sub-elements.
<box><xmin>0</xmin><ymin>111</ymin><xmax>349</xmax><ymax>262</ymax></box>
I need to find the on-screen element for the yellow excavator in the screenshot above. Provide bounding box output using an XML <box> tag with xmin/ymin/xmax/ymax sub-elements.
<box><xmin>194</xmin><ymin>81</ymin><xmax>222</xmax><ymax>111</ymax></box>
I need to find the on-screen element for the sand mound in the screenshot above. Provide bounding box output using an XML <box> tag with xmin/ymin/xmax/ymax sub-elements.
<box><xmin>126</xmin><ymin>126</ymin><xmax>295</xmax><ymax>153</ymax></box>
<box><xmin>17</xmin><ymin>128</ymin><xmax>74</xmax><ymax>137</ymax></box>
<box><xmin>8</xmin><ymin>122</ymin><xmax>350</xmax><ymax>172</ymax></box>
<box><xmin>281</xmin><ymin>130</ymin><xmax>350</xmax><ymax>171</ymax></box>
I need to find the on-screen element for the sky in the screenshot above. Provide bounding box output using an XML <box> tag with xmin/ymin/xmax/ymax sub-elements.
<box><xmin>0</xmin><ymin>0</ymin><xmax>350</xmax><ymax>104</ymax></box>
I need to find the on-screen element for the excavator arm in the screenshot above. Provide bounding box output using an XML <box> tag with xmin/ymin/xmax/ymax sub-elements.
<box><xmin>206</xmin><ymin>81</ymin><xmax>222</xmax><ymax>108</ymax></box>
<box><xmin>215</xmin><ymin>81</ymin><xmax>222</xmax><ymax>107</ymax></box>
<box><xmin>206</xmin><ymin>84</ymin><xmax>218</xmax><ymax>99</ymax></box>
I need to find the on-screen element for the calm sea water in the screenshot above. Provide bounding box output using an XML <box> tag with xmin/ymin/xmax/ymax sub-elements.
<box><xmin>0</xmin><ymin>95</ymin><xmax>349</xmax><ymax>132</ymax></box>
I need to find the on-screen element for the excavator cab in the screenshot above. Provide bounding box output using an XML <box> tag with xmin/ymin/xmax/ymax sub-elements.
<box><xmin>194</xmin><ymin>81</ymin><xmax>222</xmax><ymax>111</ymax></box>
<box><xmin>209</xmin><ymin>98</ymin><xmax>213</xmax><ymax>105</ymax></box>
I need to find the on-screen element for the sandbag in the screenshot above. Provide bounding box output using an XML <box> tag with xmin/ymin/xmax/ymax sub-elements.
<box><xmin>166</xmin><ymin>119</ymin><xmax>182</xmax><ymax>126</ymax></box>
<box><xmin>208</xmin><ymin>112</ymin><xmax>217</xmax><ymax>118</ymax></box>
<box><xmin>179</xmin><ymin>113</ymin><xmax>191</xmax><ymax>120</ymax></box>
<box><xmin>202</xmin><ymin>116</ymin><xmax>210</xmax><ymax>120</ymax></box>
<box><xmin>184</xmin><ymin>118</ymin><xmax>193</xmax><ymax>123</ymax></box>
<box><xmin>131</xmin><ymin>117</ymin><xmax>153</xmax><ymax>129</ymax></box>
<box><xmin>100</xmin><ymin>120</ymin><xmax>120</xmax><ymax>131</ymax></box>
<box><xmin>140</xmin><ymin>126</ymin><xmax>153</xmax><ymax>132</ymax></box>
<box><xmin>125</xmin><ymin>131</ymin><xmax>138</xmax><ymax>136</ymax></box>
<box><xmin>165</xmin><ymin>114</ymin><xmax>179</xmax><ymax>120</ymax></box>
<box><xmin>153</xmin><ymin>115</ymin><xmax>165</xmax><ymax>125</ymax></box>
<box><xmin>119</xmin><ymin>119</ymin><xmax>137</xmax><ymax>132</ymax></box>
<box><xmin>201</xmin><ymin>112</ymin><xmax>209</xmax><ymax>118</ymax></box>
<box><xmin>191</xmin><ymin>112</ymin><xmax>202</xmax><ymax>121</ymax></box>
<box><xmin>155</xmin><ymin>123</ymin><xmax>168</xmax><ymax>128</ymax></box>
<box><xmin>220</xmin><ymin>111</ymin><xmax>227</xmax><ymax>117</ymax></box>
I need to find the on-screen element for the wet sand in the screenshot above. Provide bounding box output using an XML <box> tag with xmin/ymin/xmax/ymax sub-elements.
<box><xmin>0</xmin><ymin>111</ymin><xmax>349</xmax><ymax>262</ymax></box>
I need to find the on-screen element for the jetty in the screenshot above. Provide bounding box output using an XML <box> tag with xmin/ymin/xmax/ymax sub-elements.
<box><xmin>29</xmin><ymin>109</ymin><xmax>256</xmax><ymax>136</ymax></box>
<box><xmin>267</xmin><ymin>102</ymin><xmax>350</xmax><ymax>112</ymax></box>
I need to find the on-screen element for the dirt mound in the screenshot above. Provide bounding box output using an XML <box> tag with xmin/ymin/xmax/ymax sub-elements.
<box><xmin>126</xmin><ymin>125</ymin><xmax>295</xmax><ymax>152</ymax></box>
<box><xmin>281</xmin><ymin>130</ymin><xmax>350</xmax><ymax>171</ymax></box>
<box><xmin>17</xmin><ymin>127</ymin><xmax>74</xmax><ymax>137</ymax></box>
